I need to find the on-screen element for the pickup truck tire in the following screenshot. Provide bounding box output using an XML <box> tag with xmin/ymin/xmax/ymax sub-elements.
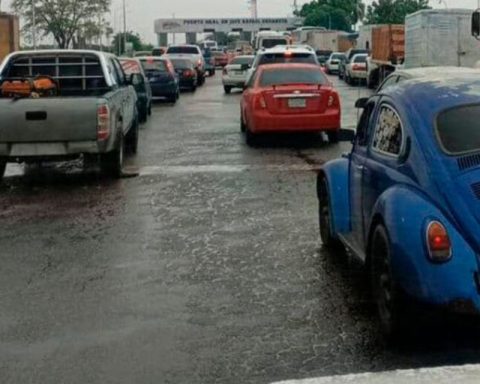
<box><xmin>371</xmin><ymin>224</ymin><xmax>408</xmax><ymax>342</ymax></box>
<box><xmin>198</xmin><ymin>75</ymin><xmax>205</xmax><ymax>86</ymax></box>
<box><xmin>100</xmin><ymin>135</ymin><xmax>124</xmax><ymax>178</ymax></box>
<box><xmin>224</xmin><ymin>86</ymin><xmax>232</xmax><ymax>94</ymax></box>
<box><xmin>0</xmin><ymin>159</ymin><xmax>6</xmax><ymax>179</ymax></box>
<box><xmin>125</xmin><ymin>113</ymin><xmax>139</xmax><ymax>154</ymax></box>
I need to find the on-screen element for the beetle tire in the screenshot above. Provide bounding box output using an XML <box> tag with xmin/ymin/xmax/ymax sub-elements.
<box><xmin>318</xmin><ymin>177</ymin><xmax>342</xmax><ymax>249</ymax></box>
<box><xmin>370</xmin><ymin>224</ymin><xmax>408</xmax><ymax>342</ymax></box>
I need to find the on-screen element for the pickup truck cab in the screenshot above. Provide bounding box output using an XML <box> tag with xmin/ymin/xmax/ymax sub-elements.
<box><xmin>318</xmin><ymin>74</ymin><xmax>480</xmax><ymax>339</ymax></box>
<box><xmin>0</xmin><ymin>50</ymin><xmax>140</xmax><ymax>179</ymax></box>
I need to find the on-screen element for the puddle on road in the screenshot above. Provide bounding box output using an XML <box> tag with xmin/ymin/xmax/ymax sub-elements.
<box><xmin>132</xmin><ymin>164</ymin><xmax>322</xmax><ymax>176</ymax></box>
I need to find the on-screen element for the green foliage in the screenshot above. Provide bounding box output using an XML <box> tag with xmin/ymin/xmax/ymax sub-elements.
<box><xmin>296</xmin><ymin>0</ymin><xmax>366</xmax><ymax>32</ymax></box>
<box><xmin>11</xmin><ymin>0</ymin><xmax>111</xmax><ymax>48</ymax></box>
<box><xmin>112</xmin><ymin>32</ymin><xmax>151</xmax><ymax>54</ymax></box>
<box><xmin>364</xmin><ymin>0</ymin><xmax>430</xmax><ymax>24</ymax></box>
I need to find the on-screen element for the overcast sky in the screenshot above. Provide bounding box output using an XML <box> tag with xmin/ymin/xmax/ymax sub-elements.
<box><xmin>2</xmin><ymin>0</ymin><xmax>480</xmax><ymax>44</ymax></box>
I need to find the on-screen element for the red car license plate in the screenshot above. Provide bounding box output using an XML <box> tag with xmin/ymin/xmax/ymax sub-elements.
<box><xmin>288</xmin><ymin>98</ymin><xmax>306</xmax><ymax>108</ymax></box>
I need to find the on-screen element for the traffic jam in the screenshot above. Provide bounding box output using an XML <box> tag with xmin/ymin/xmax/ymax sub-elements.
<box><xmin>4</xmin><ymin>5</ymin><xmax>480</xmax><ymax>384</ymax></box>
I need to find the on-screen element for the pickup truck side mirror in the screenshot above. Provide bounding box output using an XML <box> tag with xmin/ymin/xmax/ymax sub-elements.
<box><xmin>355</xmin><ymin>97</ymin><xmax>369</xmax><ymax>109</ymax></box>
<box><xmin>473</xmin><ymin>11</ymin><xmax>480</xmax><ymax>38</ymax></box>
<box><xmin>338</xmin><ymin>129</ymin><xmax>356</xmax><ymax>142</ymax></box>
<box><xmin>129</xmin><ymin>73</ymin><xmax>144</xmax><ymax>87</ymax></box>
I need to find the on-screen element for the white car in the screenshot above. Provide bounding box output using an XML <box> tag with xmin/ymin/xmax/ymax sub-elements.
<box><xmin>222</xmin><ymin>55</ymin><xmax>254</xmax><ymax>94</ymax></box>
<box><xmin>325</xmin><ymin>52</ymin><xmax>346</xmax><ymax>74</ymax></box>
<box><xmin>344</xmin><ymin>53</ymin><xmax>368</xmax><ymax>85</ymax></box>
<box><xmin>165</xmin><ymin>45</ymin><xmax>206</xmax><ymax>85</ymax></box>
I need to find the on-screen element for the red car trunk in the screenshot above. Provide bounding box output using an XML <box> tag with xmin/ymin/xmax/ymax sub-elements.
<box><xmin>262</xmin><ymin>85</ymin><xmax>331</xmax><ymax>115</ymax></box>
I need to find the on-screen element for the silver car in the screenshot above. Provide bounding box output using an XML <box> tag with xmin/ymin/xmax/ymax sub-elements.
<box><xmin>222</xmin><ymin>55</ymin><xmax>254</xmax><ymax>94</ymax></box>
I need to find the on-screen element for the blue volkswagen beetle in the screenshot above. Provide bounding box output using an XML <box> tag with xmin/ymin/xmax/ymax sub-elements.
<box><xmin>318</xmin><ymin>74</ymin><xmax>480</xmax><ymax>338</ymax></box>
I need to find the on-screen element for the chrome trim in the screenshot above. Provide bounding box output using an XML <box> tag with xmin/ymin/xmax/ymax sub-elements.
<box><xmin>273</xmin><ymin>93</ymin><xmax>319</xmax><ymax>99</ymax></box>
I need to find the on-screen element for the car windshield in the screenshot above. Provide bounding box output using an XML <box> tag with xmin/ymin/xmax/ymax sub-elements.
<box><xmin>167</xmin><ymin>46</ymin><xmax>199</xmax><ymax>54</ymax></box>
<box><xmin>436</xmin><ymin>105</ymin><xmax>480</xmax><ymax>154</ymax></box>
<box><xmin>231</xmin><ymin>57</ymin><xmax>254</xmax><ymax>65</ymax></box>
<box><xmin>262</xmin><ymin>39</ymin><xmax>288</xmax><ymax>49</ymax></box>
<box><xmin>170</xmin><ymin>59</ymin><xmax>192</xmax><ymax>69</ymax></box>
<box><xmin>354</xmin><ymin>55</ymin><xmax>367</xmax><ymax>63</ymax></box>
<box><xmin>258</xmin><ymin>53</ymin><xmax>317</xmax><ymax>66</ymax></box>
<box><xmin>120</xmin><ymin>59</ymin><xmax>142</xmax><ymax>75</ymax></box>
<box><xmin>139</xmin><ymin>59</ymin><xmax>167</xmax><ymax>73</ymax></box>
<box><xmin>331</xmin><ymin>54</ymin><xmax>344</xmax><ymax>60</ymax></box>
<box><xmin>259</xmin><ymin>68</ymin><xmax>327</xmax><ymax>87</ymax></box>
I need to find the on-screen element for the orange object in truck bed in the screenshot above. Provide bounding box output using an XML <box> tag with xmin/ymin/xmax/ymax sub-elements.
<box><xmin>371</xmin><ymin>25</ymin><xmax>405</xmax><ymax>64</ymax></box>
<box><xmin>1</xmin><ymin>76</ymin><xmax>57</xmax><ymax>98</ymax></box>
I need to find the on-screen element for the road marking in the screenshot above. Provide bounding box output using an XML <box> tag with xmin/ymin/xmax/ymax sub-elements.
<box><xmin>271</xmin><ymin>364</ymin><xmax>480</xmax><ymax>384</ymax></box>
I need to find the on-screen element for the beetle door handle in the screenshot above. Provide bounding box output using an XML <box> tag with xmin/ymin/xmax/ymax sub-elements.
<box><xmin>355</xmin><ymin>165</ymin><xmax>364</xmax><ymax>171</ymax></box>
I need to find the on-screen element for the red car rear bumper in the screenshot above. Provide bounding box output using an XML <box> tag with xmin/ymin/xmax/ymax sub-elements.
<box><xmin>250</xmin><ymin>109</ymin><xmax>341</xmax><ymax>133</ymax></box>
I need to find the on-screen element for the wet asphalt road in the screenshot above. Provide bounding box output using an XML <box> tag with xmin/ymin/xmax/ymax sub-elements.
<box><xmin>2</xmin><ymin>75</ymin><xmax>480</xmax><ymax>384</ymax></box>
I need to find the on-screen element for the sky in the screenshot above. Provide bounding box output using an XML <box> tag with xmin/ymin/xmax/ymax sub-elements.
<box><xmin>2</xmin><ymin>0</ymin><xmax>480</xmax><ymax>44</ymax></box>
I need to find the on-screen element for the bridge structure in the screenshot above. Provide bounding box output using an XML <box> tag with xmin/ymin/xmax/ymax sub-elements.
<box><xmin>154</xmin><ymin>17</ymin><xmax>304</xmax><ymax>46</ymax></box>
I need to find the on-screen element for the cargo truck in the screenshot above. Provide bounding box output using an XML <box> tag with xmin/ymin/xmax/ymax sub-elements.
<box><xmin>405</xmin><ymin>9</ymin><xmax>480</xmax><ymax>69</ymax></box>
<box><xmin>366</xmin><ymin>25</ymin><xmax>405</xmax><ymax>89</ymax></box>
<box><xmin>304</xmin><ymin>30</ymin><xmax>354</xmax><ymax>53</ymax></box>
<box><xmin>0</xmin><ymin>13</ymin><xmax>19</xmax><ymax>62</ymax></box>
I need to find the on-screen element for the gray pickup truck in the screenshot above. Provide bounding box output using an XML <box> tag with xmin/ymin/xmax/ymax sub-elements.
<box><xmin>0</xmin><ymin>50</ymin><xmax>140</xmax><ymax>178</ymax></box>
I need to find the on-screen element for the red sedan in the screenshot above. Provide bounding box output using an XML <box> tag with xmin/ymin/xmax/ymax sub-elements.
<box><xmin>240</xmin><ymin>64</ymin><xmax>341</xmax><ymax>146</ymax></box>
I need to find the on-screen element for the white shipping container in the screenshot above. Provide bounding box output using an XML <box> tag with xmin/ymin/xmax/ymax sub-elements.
<box><xmin>305</xmin><ymin>31</ymin><xmax>340</xmax><ymax>51</ymax></box>
<box><xmin>405</xmin><ymin>9</ymin><xmax>480</xmax><ymax>69</ymax></box>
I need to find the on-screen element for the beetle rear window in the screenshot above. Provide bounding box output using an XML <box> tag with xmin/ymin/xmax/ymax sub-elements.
<box><xmin>436</xmin><ymin>105</ymin><xmax>480</xmax><ymax>154</ymax></box>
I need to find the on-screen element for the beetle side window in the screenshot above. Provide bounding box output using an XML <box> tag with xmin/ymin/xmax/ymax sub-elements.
<box><xmin>372</xmin><ymin>105</ymin><xmax>403</xmax><ymax>156</ymax></box>
<box><xmin>377</xmin><ymin>76</ymin><xmax>398</xmax><ymax>92</ymax></box>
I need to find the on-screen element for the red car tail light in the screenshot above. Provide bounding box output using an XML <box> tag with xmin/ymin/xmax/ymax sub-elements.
<box><xmin>183</xmin><ymin>69</ymin><xmax>193</xmax><ymax>77</ymax></box>
<box><xmin>97</xmin><ymin>104</ymin><xmax>110</xmax><ymax>141</ymax></box>
<box><xmin>327</xmin><ymin>91</ymin><xmax>340</xmax><ymax>108</ymax></box>
<box><xmin>254</xmin><ymin>95</ymin><xmax>267</xmax><ymax>109</ymax></box>
<box><xmin>426</xmin><ymin>221</ymin><xmax>452</xmax><ymax>262</ymax></box>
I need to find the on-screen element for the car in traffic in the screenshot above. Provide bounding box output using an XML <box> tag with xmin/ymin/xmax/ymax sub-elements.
<box><xmin>169</xmin><ymin>57</ymin><xmax>198</xmax><ymax>91</ymax></box>
<box><xmin>338</xmin><ymin>48</ymin><xmax>369</xmax><ymax>80</ymax></box>
<box><xmin>165</xmin><ymin>45</ymin><xmax>206</xmax><ymax>85</ymax></box>
<box><xmin>316</xmin><ymin>50</ymin><xmax>333</xmax><ymax>67</ymax></box>
<box><xmin>222</xmin><ymin>55</ymin><xmax>254</xmax><ymax>94</ymax></box>
<box><xmin>325</xmin><ymin>52</ymin><xmax>346</xmax><ymax>74</ymax></box>
<box><xmin>120</xmin><ymin>57</ymin><xmax>152</xmax><ymax>122</ymax></box>
<box><xmin>0</xmin><ymin>50</ymin><xmax>140</xmax><ymax>178</ymax></box>
<box><xmin>138</xmin><ymin>56</ymin><xmax>179</xmax><ymax>103</ymax></box>
<box><xmin>317</xmin><ymin>73</ymin><xmax>480</xmax><ymax>339</ymax></box>
<box><xmin>240</xmin><ymin>63</ymin><xmax>341</xmax><ymax>146</ymax></box>
<box><xmin>212</xmin><ymin>50</ymin><xmax>229</xmax><ymax>67</ymax></box>
<box><xmin>246</xmin><ymin>46</ymin><xmax>319</xmax><ymax>85</ymax></box>
<box><xmin>203</xmin><ymin>48</ymin><xmax>216</xmax><ymax>76</ymax></box>
<box><xmin>344</xmin><ymin>53</ymin><xmax>368</xmax><ymax>85</ymax></box>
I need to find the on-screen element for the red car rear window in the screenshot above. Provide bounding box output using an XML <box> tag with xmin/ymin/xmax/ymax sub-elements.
<box><xmin>259</xmin><ymin>68</ymin><xmax>328</xmax><ymax>87</ymax></box>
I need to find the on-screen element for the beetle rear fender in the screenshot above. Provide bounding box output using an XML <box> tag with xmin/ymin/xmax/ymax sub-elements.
<box><xmin>317</xmin><ymin>158</ymin><xmax>351</xmax><ymax>236</ymax></box>
<box><xmin>368</xmin><ymin>185</ymin><xmax>479</xmax><ymax>307</ymax></box>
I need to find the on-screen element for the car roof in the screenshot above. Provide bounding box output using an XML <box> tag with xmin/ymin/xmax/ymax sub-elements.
<box><xmin>394</xmin><ymin>66</ymin><xmax>480</xmax><ymax>79</ymax></box>
<box><xmin>260</xmin><ymin>46</ymin><xmax>315</xmax><ymax>55</ymax></box>
<box><xmin>136</xmin><ymin>56</ymin><xmax>169</xmax><ymax>61</ymax></box>
<box><xmin>231</xmin><ymin>55</ymin><xmax>255</xmax><ymax>59</ymax></box>
<box><xmin>380</xmin><ymin>74</ymin><xmax>480</xmax><ymax>117</ymax></box>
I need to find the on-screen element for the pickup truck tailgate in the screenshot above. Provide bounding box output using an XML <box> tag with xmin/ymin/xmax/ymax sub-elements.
<box><xmin>0</xmin><ymin>97</ymin><xmax>99</xmax><ymax>142</ymax></box>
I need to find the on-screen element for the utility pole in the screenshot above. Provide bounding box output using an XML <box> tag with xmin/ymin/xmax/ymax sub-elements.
<box><xmin>122</xmin><ymin>0</ymin><xmax>127</xmax><ymax>54</ymax></box>
<box><xmin>172</xmin><ymin>13</ymin><xmax>176</xmax><ymax>44</ymax></box>
<box><xmin>32</xmin><ymin>0</ymin><xmax>37</xmax><ymax>50</ymax></box>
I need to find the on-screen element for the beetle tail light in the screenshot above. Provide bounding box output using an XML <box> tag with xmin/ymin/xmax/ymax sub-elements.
<box><xmin>97</xmin><ymin>104</ymin><xmax>110</xmax><ymax>141</ymax></box>
<box><xmin>427</xmin><ymin>221</ymin><xmax>452</xmax><ymax>262</ymax></box>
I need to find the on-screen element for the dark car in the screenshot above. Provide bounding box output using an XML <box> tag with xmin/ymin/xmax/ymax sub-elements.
<box><xmin>338</xmin><ymin>48</ymin><xmax>369</xmax><ymax>80</ymax></box>
<box><xmin>138</xmin><ymin>57</ymin><xmax>179</xmax><ymax>103</ymax></box>
<box><xmin>169</xmin><ymin>58</ymin><xmax>198</xmax><ymax>91</ymax></box>
<box><xmin>120</xmin><ymin>57</ymin><xmax>152</xmax><ymax>122</ymax></box>
<box><xmin>315</xmin><ymin>50</ymin><xmax>332</xmax><ymax>66</ymax></box>
<box><xmin>203</xmin><ymin>49</ymin><xmax>216</xmax><ymax>76</ymax></box>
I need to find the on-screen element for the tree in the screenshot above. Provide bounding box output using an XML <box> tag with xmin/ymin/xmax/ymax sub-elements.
<box><xmin>112</xmin><ymin>31</ymin><xmax>152</xmax><ymax>54</ymax></box>
<box><xmin>11</xmin><ymin>0</ymin><xmax>111</xmax><ymax>49</ymax></box>
<box><xmin>364</xmin><ymin>0</ymin><xmax>430</xmax><ymax>25</ymax></box>
<box><xmin>296</xmin><ymin>0</ymin><xmax>366</xmax><ymax>32</ymax></box>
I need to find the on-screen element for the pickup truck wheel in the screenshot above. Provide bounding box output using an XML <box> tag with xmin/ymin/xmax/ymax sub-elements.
<box><xmin>318</xmin><ymin>177</ymin><xmax>342</xmax><ymax>249</ymax></box>
<box><xmin>0</xmin><ymin>159</ymin><xmax>6</xmax><ymax>179</ymax></box>
<box><xmin>100</xmin><ymin>135</ymin><xmax>124</xmax><ymax>178</ymax></box>
<box><xmin>371</xmin><ymin>225</ymin><xmax>407</xmax><ymax>342</ymax></box>
<box><xmin>125</xmin><ymin>113</ymin><xmax>139</xmax><ymax>154</ymax></box>
<box><xmin>224</xmin><ymin>86</ymin><xmax>232</xmax><ymax>94</ymax></box>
